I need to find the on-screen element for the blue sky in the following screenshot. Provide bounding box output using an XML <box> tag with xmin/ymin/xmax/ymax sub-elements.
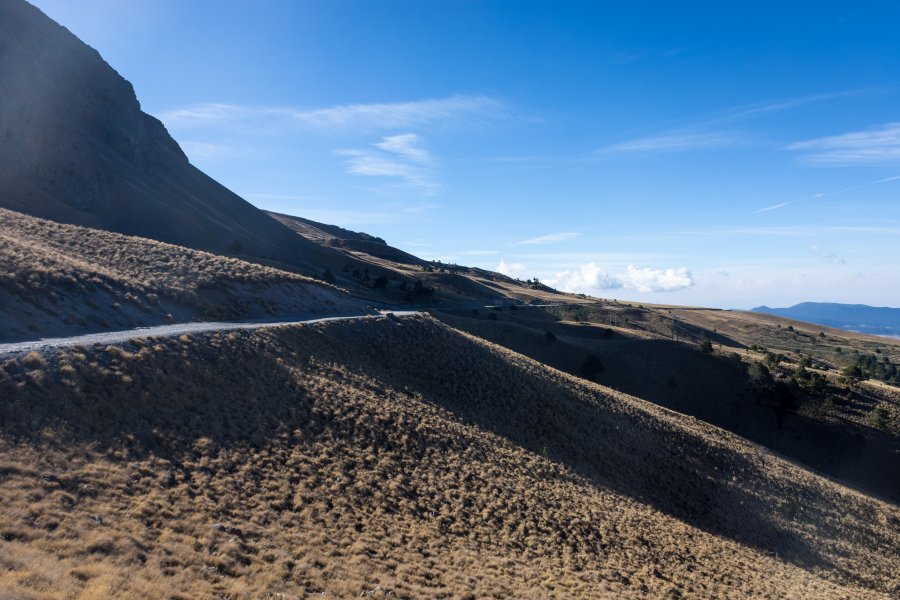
<box><xmin>32</xmin><ymin>0</ymin><xmax>900</xmax><ymax>308</ymax></box>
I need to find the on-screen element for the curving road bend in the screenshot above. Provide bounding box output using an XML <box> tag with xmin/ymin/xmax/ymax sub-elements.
<box><xmin>0</xmin><ymin>311</ymin><xmax>421</xmax><ymax>358</ymax></box>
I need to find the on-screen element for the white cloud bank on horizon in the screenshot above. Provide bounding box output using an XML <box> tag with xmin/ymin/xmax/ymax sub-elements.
<box><xmin>547</xmin><ymin>263</ymin><xmax>695</xmax><ymax>294</ymax></box>
<box><xmin>496</xmin><ymin>259</ymin><xmax>528</xmax><ymax>277</ymax></box>
<box><xmin>158</xmin><ymin>94</ymin><xmax>509</xmax><ymax>133</ymax></box>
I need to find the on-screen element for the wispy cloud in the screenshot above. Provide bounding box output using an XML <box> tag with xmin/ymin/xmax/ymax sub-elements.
<box><xmin>603</xmin><ymin>132</ymin><xmax>736</xmax><ymax>154</ymax></box>
<box><xmin>671</xmin><ymin>224</ymin><xmax>900</xmax><ymax>238</ymax></box>
<box><xmin>547</xmin><ymin>263</ymin><xmax>695</xmax><ymax>293</ymax></box>
<box><xmin>754</xmin><ymin>192</ymin><xmax>827</xmax><ymax>214</ymax></box>
<box><xmin>696</xmin><ymin>90</ymin><xmax>866</xmax><ymax>129</ymax></box>
<box><xmin>375</xmin><ymin>133</ymin><xmax>431</xmax><ymax>162</ymax></box>
<box><xmin>336</xmin><ymin>133</ymin><xmax>438</xmax><ymax>195</ymax></box>
<box><xmin>789</xmin><ymin>122</ymin><xmax>900</xmax><ymax>166</ymax></box>
<box><xmin>730</xmin><ymin>225</ymin><xmax>900</xmax><ymax>237</ymax></box>
<box><xmin>613</xmin><ymin>47</ymin><xmax>684</xmax><ymax>65</ymax></box>
<box><xmin>613</xmin><ymin>51</ymin><xmax>648</xmax><ymax>65</ymax></box>
<box><xmin>401</xmin><ymin>203</ymin><xmax>439</xmax><ymax>214</ymax></box>
<box><xmin>159</xmin><ymin>94</ymin><xmax>509</xmax><ymax>133</ymax></box>
<box><xmin>600</xmin><ymin>90</ymin><xmax>866</xmax><ymax>156</ymax></box>
<box><xmin>754</xmin><ymin>174</ymin><xmax>900</xmax><ymax>213</ymax></box>
<box><xmin>515</xmin><ymin>232</ymin><xmax>581</xmax><ymax>246</ymax></box>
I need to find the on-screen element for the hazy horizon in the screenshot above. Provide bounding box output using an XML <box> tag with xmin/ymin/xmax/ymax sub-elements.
<box><xmin>31</xmin><ymin>0</ymin><xmax>900</xmax><ymax>309</ymax></box>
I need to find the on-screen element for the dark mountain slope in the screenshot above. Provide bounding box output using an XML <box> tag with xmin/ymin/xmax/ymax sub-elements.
<box><xmin>0</xmin><ymin>0</ymin><xmax>581</xmax><ymax>306</ymax></box>
<box><xmin>268</xmin><ymin>210</ymin><xmax>427</xmax><ymax>267</ymax></box>
<box><xmin>0</xmin><ymin>0</ymin><xmax>355</xmax><ymax>275</ymax></box>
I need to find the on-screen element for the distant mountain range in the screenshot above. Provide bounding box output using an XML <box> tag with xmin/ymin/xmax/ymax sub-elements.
<box><xmin>752</xmin><ymin>302</ymin><xmax>900</xmax><ymax>337</ymax></box>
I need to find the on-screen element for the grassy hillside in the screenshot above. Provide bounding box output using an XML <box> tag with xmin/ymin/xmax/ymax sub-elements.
<box><xmin>1</xmin><ymin>316</ymin><xmax>897</xmax><ymax>598</ymax></box>
<box><xmin>269</xmin><ymin>210</ymin><xmax>584</xmax><ymax>306</ymax></box>
<box><xmin>268</xmin><ymin>211</ymin><xmax>422</xmax><ymax>266</ymax></box>
<box><xmin>669</xmin><ymin>306</ymin><xmax>900</xmax><ymax>366</ymax></box>
<box><xmin>0</xmin><ymin>208</ymin><xmax>368</xmax><ymax>341</ymax></box>
<box><xmin>0</xmin><ymin>0</ymin><xmax>575</xmax><ymax>311</ymax></box>
<box><xmin>435</xmin><ymin>304</ymin><xmax>900</xmax><ymax>502</ymax></box>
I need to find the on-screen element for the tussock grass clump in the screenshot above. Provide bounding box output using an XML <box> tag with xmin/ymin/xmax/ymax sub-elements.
<box><xmin>0</xmin><ymin>316</ymin><xmax>897</xmax><ymax>598</ymax></box>
<box><xmin>20</xmin><ymin>351</ymin><xmax>45</xmax><ymax>369</ymax></box>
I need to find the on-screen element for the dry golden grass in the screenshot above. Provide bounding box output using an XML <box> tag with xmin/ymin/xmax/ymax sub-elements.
<box><xmin>1</xmin><ymin>316</ymin><xmax>897</xmax><ymax>598</ymax></box>
<box><xmin>668</xmin><ymin>306</ymin><xmax>900</xmax><ymax>367</ymax></box>
<box><xmin>0</xmin><ymin>208</ymin><xmax>365</xmax><ymax>341</ymax></box>
<box><xmin>435</xmin><ymin>305</ymin><xmax>900</xmax><ymax>502</ymax></box>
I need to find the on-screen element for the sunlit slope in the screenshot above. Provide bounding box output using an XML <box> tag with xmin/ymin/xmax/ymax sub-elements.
<box><xmin>1</xmin><ymin>316</ymin><xmax>897</xmax><ymax>598</ymax></box>
<box><xmin>0</xmin><ymin>208</ymin><xmax>366</xmax><ymax>341</ymax></box>
<box><xmin>670</xmin><ymin>306</ymin><xmax>900</xmax><ymax>364</ymax></box>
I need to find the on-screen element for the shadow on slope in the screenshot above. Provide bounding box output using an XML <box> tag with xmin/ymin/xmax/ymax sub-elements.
<box><xmin>5</xmin><ymin>317</ymin><xmax>897</xmax><ymax>593</ymax></box>
<box><xmin>436</xmin><ymin>309</ymin><xmax>900</xmax><ymax>503</ymax></box>
<box><xmin>0</xmin><ymin>1</ymin><xmax>375</xmax><ymax>280</ymax></box>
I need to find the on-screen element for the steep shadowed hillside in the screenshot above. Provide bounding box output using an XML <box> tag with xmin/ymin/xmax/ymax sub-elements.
<box><xmin>0</xmin><ymin>0</ymin><xmax>370</xmax><ymax>277</ymax></box>
<box><xmin>0</xmin><ymin>0</ymin><xmax>596</xmax><ymax>308</ymax></box>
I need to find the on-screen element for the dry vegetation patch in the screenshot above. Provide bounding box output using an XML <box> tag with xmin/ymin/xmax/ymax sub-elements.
<box><xmin>0</xmin><ymin>316</ymin><xmax>897</xmax><ymax>598</ymax></box>
<box><xmin>0</xmin><ymin>208</ymin><xmax>365</xmax><ymax>341</ymax></box>
<box><xmin>434</xmin><ymin>306</ymin><xmax>900</xmax><ymax>502</ymax></box>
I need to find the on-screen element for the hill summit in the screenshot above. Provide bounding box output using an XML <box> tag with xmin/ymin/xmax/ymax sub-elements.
<box><xmin>0</xmin><ymin>0</ymin><xmax>356</xmax><ymax>274</ymax></box>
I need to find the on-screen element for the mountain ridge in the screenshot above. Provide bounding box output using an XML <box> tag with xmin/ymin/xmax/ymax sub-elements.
<box><xmin>0</xmin><ymin>0</ymin><xmax>378</xmax><ymax>279</ymax></box>
<box><xmin>752</xmin><ymin>302</ymin><xmax>900</xmax><ymax>337</ymax></box>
